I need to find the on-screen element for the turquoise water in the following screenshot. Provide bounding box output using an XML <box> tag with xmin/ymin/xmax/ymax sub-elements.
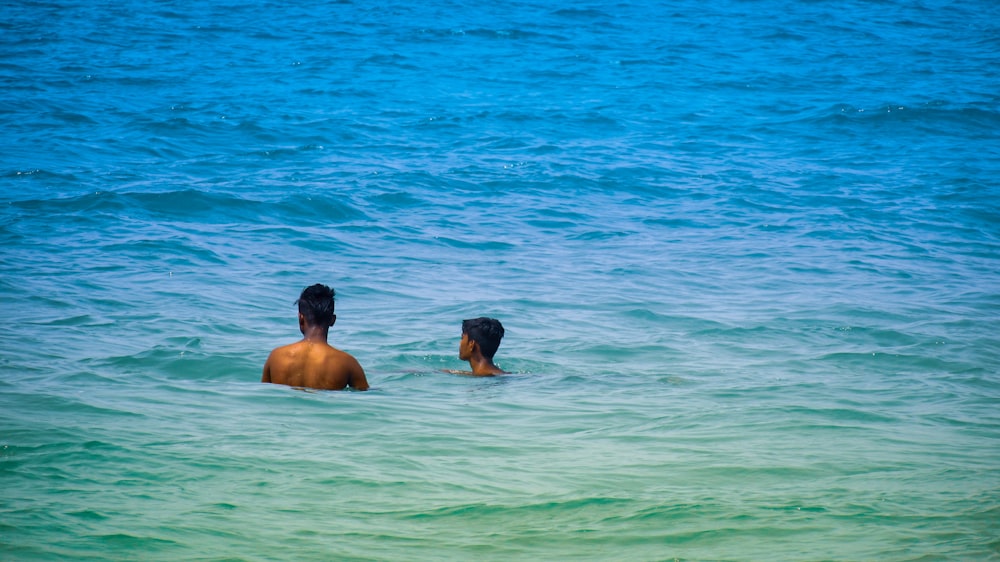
<box><xmin>2</xmin><ymin>0</ymin><xmax>999</xmax><ymax>559</ymax></box>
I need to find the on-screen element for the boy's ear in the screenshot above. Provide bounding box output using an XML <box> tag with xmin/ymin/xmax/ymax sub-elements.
<box><xmin>329</xmin><ymin>314</ymin><xmax>337</xmax><ymax>327</ymax></box>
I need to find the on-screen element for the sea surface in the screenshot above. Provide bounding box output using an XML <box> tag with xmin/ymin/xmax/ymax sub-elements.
<box><xmin>2</xmin><ymin>0</ymin><xmax>999</xmax><ymax>560</ymax></box>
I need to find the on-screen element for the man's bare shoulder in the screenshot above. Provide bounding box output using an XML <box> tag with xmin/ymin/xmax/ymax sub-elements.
<box><xmin>265</xmin><ymin>340</ymin><xmax>365</xmax><ymax>390</ymax></box>
<box><xmin>269</xmin><ymin>340</ymin><xmax>349</xmax><ymax>361</ymax></box>
<box><xmin>317</xmin><ymin>343</ymin><xmax>361</xmax><ymax>365</ymax></box>
<box><xmin>267</xmin><ymin>340</ymin><xmax>308</xmax><ymax>358</ymax></box>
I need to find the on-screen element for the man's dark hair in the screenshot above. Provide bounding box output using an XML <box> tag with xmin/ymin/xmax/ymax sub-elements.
<box><xmin>297</xmin><ymin>284</ymin><xmax>336</xmax><ymax>326</ymax></box>
<box><xmin>462</xmin><ymin>317</ymin><xmax>505</xmax><ymax>359</ymax></box>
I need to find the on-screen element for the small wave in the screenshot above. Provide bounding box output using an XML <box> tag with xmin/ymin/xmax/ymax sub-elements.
<box><xmin>3</xmin><ymin>168</ymin><xmax>79</xmax><ymax>183</ymax></box>
<box><xmin>47</xmin><ymin>109</ymin><xmax>97</xmax><ymax>125</ymax></box>
<box><xmin>569</xmin><ymin>229</ymin><xmax>633</xmax><ymax>241</ymax></box>
<box><xmin>551</xmin><ymin>8</ymin><xmax>611</xmax><ymax>19</ymax></box>
<box><xmin>358</xmin><ymin>53</ymin><xmax>419</xmax><ymax>71</ymax></box>
<box><xmin>799</xmin><ymin>102</ymin><xmax>1000</xmax><ymax>138</ymax></box>
<box><xmin>433</xmin><ymin>236</ymin><xmax>516</xmax><ymax>251</ymax></box>
<box><xmin>460</xmin><ymin>28</ymin><xmax>550</xmax><ymax>41</ymax></box>
<box><xmin>10</xmin><ymin>188</ymin><xmax>369</xmax><ymax>227</ymax></box>
<box><xmin>33</xmin><ymin>314</ymin><xmax>111</xmax><ymax>327</ymax></box>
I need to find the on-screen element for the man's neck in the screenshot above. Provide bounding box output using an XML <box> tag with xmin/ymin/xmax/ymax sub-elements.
<box><xmin>301</xmin><ymin>325</ymin><xmax>330</xmax><ymax>343</ymax></box>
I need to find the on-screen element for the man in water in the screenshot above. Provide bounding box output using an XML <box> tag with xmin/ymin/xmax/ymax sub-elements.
<box><xmin>457</xmin><ymin>317</ymin><xmax>506</xmax><ymax>376</ymax></box>
<box><xmin>262</xmin><ymin>284</ymin><xmax>369</xmax><ymax>391</ymax></box>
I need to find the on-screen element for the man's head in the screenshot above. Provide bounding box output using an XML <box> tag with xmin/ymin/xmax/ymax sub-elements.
<box><xmin>460</xmin><ymin>317</ymin><xmax>505</xmax><ymax>360</ymax></box>
<box><xmin>296</xmin><ymin>284</ymin><xmax>337</xmax><ymax>327</ymax></box>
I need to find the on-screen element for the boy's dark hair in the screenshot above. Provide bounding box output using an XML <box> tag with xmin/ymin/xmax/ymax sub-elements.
<box><xmin>462</xmin><ymin>317</ymin><xmax>505</xmax><ymax>359</ymax></box>
<box><xmin>296</xmin><ymin>284</ymin><xmax>336</xmax><ymax>326</ymax></box>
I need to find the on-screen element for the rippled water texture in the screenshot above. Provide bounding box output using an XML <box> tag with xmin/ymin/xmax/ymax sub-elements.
<box><xmin>2</xmin><ymin>0</ymin><xmax>999</xmax><ymax>560</ymax></box>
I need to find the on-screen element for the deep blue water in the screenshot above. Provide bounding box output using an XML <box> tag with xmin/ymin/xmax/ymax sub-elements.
<box><xmin>2</xmin><ymin>1</ymin><xmax>999</xmax><ymax>560</ymax></box>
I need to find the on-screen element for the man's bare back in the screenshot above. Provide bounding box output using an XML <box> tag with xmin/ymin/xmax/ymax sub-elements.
<box><xmin>262</xmin><ymin>340</ymin><xmax>368</xmax><ymax>391</ymax></box>
<box><xmin>261</xmin><ymin>283</ymin><xmax>369</xmax><ymax>391</ymax></box>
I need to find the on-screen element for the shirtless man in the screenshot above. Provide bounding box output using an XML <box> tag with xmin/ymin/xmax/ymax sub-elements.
<box><xmin>262</xmin><ymin>284</ymin><xmax>369</xmax><ymax>391</ymax></box>
<box><xmin>457</xmin><ymin>317</ymin><xmax>506</xmax><ymax>376</ymax></box>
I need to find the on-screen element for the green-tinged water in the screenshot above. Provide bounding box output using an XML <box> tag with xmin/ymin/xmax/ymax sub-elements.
<box><xmin>3</xmin><ymin>340</ymin><xmax>998</xmax><ymax>560</ymax></box>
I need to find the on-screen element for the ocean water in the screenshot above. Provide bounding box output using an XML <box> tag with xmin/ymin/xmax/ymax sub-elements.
<box><xmin>2</xmin><ymin>0</ymin><xmax>999</xmax><ymax>559</ymax></box>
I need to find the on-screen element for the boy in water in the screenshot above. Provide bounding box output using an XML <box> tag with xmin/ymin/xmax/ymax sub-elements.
<box><xmin>262</xmin><ymin>284</ymin><xmax>369</xmax><ymax>391</ymax></box>
<box><xmin>457</xmin><ymin>317</ymin><xmax>506</xmax><ymax>376</ymax></box>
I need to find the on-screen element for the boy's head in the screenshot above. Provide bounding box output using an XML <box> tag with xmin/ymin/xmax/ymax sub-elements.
<box><xmin>460</xmin><ymin>317</ymin><xmax>505</xmax><ymax>360</ymax></box>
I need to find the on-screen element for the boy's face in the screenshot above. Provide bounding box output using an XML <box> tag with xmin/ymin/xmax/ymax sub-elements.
<box><xmin>459</xmin><ymin>333</ymin><xmax>474</xmax><ymax>361</ymax></box>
